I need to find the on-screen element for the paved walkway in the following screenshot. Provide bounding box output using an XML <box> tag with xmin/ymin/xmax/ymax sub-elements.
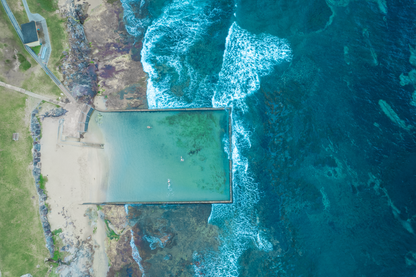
<box><xmin>0</xmin><ymin>81</ymin><xmax>65</xmax><ymax>107</ymax></box>
<box><xmin>22</xmin><ymin>0</ymin><xmax>51</xmax><ymax>64</ymax></box>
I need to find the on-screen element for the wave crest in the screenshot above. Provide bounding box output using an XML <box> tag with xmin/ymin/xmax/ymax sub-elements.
<box><xmin>121</xmin><ymin>1</ymin><xmax>292</xmax><ymax>275</ymax></box>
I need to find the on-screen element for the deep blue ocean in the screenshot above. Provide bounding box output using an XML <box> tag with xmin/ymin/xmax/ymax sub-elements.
<box><xmin>118</xmin><ymin>0</ymin><xmax>416</xmax><ymax>275</ymax></box>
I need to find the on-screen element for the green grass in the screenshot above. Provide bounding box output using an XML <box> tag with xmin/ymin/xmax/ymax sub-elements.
<box><xmin>49</xmin><ymin>263</ymin><xmax>60</xmax><ymax>277</ymax></box>
<box><xmin>46</xmin><ymin>15</ymin><xmax>67</xmax><ymax>77</ymax></box>
<box><xmin>51</xmin><ymin>228</ymin><xmax>66</xmax><ymax>262</ymax></box>
<box><xmin>7</xmin><ymin>0</ymin><xmax>67</xmax><ymax>80</ymax></box>
<box><xmin>19</xmin><ymin>60</ymin><xmax>32</xmax><ymax>71</ymax></box>
<box><xmin>39</xmin><ymin>174</ymin><xmax>48</xmax><ymax>190</ymax></box>
<box><xmin>0</xmin><ymin>3</ymin><xmax>61</xmax><ymax>98</ymax></box>
<box><xmin>31</xmin><ymin>45</ymin><xmax>42</xmax><ymax>55</ymax></box>
<box><xmin>0</xmin><ymin>88</ymin><xmax>49</xmax><ymax>277</ymax></box>
<box><xmin>33</xmin><ymin>0</ymin><xmax>58</xmax><ymax>12</ymax></box>
<box><xmin>21</xmin><ymin>70</ymin><xmax>61</xmax><ymax>98</ymax></box>
<box><xmin>17</xmin><ymin>53</ymin><xmax>32</xmax><ymax>71</ymax></box>
<box><xmin>104</xmin><ymin>219</ymin><xmax>121</xmax><ymax>240</ymax></box>
<box><xmin>25</xmin><ymin>0</ymin><xmax>67</xmax><ymax>78</ymax></box>
<box><xmin>52</xmin><ymin>228</ymin><xmax>62</xmax><ymax>236</ymax></box>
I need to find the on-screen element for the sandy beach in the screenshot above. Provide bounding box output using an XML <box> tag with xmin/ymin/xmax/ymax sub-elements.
<box><xmin>41</xmin><ymin>114</ymin><xmax>109</xmax><ymax>275</ymax></box>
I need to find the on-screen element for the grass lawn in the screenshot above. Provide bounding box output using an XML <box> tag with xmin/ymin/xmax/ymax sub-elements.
<box><xmin>31</xmin><ymin>45</ymin><xmax>42</xmax><ymax>55</ymax></box>
<box><xmin>0</xmin><ymin>3</ymin><xmax>62</xmax><ymax>98</ymax></box>
<box><xmin>26</xmin><ymin>0</ymin><xmax>67</xmax><ymax>79</ymax></box>
<box><xmin>21</xmin><ymin>69</ymin><xmax>62</xmax><ymax>97</ymax></box>
<box><xmin>0</xmin><ymin>88</ymin><xmax>49</xmax><ymax>277</ymax></box>
<box><xmin>7</xmin><ymin>0</ymin><xmax>67</xmax><ymax>80</ymax></box>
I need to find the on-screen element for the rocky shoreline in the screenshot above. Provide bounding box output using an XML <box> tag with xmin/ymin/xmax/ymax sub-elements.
<box><xmin>30</xmin><ymin>105</ymin><xmax>99</xmax><ymax>276</ymax></box>
<box><xmin>29</xmin><ymin>106</ymin><xmax>66</xmax><ymax>258</ymax></box>
<box><xmin>60</xmin><ymin>0</ymin><xmax>98</xmax><ymax>103</ymax></box>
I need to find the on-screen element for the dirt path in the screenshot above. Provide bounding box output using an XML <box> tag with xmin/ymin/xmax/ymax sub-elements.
<box><xmin>0</xmin><ymin>81</ymin><xmax>65</xmax><ymax>106</ymax></box>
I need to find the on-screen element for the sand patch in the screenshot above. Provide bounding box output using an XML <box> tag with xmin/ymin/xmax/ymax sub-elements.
<box><xmin>41</xmin><ymin>114</ymin><xmax>109</xmax><ymax>275</ymax></box>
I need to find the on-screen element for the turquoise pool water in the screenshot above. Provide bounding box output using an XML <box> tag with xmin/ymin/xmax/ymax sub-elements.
<box><xmin>94</xmin><ymin>109</ymin><xmax>231</xmax><ymax>203</ymax></box>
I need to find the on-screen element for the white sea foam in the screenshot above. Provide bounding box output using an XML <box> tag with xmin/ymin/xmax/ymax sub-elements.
<box><xmin>120</xmin><ymin>0</ymin><xmax>151</xmax><ymax>37</ymax></box>
<box><xmin>144</xmin><ymin>235</ymin><xmax>165</xmax><ymax>250</ymax></box>
<box><xmin>140</xmin><ymin>0</ymin><xmax>222</xmax><ymax>108</ymax></box>
<box><xmin>130</xmin><ymin>230</ymin><xmax>146</xmax><ymax>276</ymax></box>
<box><xmin>200</xmin><ymin>22</ymin><xmax>290</xmax><ymax>276</ymax></box>
<box><xmin>213</xmin><ymin>22</ymin><xmax>292</xmax><ymax>112</ymax></box>
<box><xmin>122</xmin><ymin>1</ymin><xmax>291</xmax><ymax>275</ymax></box>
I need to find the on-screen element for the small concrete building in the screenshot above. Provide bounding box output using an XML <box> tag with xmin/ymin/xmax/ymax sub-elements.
<box><xmin>12</xmin><ymin>133</ymin><xmax>19</xmax><ymax>141</ymax></box>
<box><xmin>21</xmin><ymin>21</ymin><xmax>40</xmax><ymax>47</ymax></box>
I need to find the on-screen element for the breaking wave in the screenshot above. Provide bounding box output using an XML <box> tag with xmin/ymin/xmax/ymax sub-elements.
<box><xmin>200</xmin><ymin>22</ymin><xmax>291</xmax><ymax>276</ymax></box>
<box><xmin>130</xmin><ymin>230</ymin><xmax>146</xmax><ymax>276</ymax></box>
<box><xmin>122</xmin><ymin>1</ymin><xmax>292</xmax><ymax>275</ymax></box>
<box><xmin>140</xmin><ymin>0</ymin><xmax>225</xmax><ymax>108</ymax></box>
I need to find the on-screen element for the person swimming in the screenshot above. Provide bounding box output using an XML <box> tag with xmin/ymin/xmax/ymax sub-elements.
<box><xmin>180</xmin><ymin>156</ymin><xmax>184</xmax><ymax>162</ymax></box>
<box><xmin>147</xmin><ymin>126</ymin><xmax>152</xmax><ymax>129</ymax></box>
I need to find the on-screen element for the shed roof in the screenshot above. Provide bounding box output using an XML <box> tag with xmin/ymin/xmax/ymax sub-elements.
<box><xmin>21</xmin><ymin>21</ymin><xmax>38</xmax><ymax>44</ymax></box>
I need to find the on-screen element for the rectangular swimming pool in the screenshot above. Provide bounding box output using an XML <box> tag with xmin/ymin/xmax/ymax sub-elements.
<box><xmin>88</xmin><ymin>108</ymin><xmax>232</xmax><ymax>204</ymax></box>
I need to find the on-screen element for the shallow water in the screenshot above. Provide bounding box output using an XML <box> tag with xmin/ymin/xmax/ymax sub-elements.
<box><xmin>119</xmin><ymin>0</ymin><xmax>416</xmax><ymax>275</ymax></box>
<box><xmin>94</xmin><ymin>109</ymin><xmax>231</xmax><ymax>203</ymax></box>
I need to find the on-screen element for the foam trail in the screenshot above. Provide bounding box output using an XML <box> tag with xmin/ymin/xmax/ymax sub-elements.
<box><xmin>130</xmin><ymin>230</ymin><xmax>146</xmax><ymax>276</ymax></box>
<box><xmin>213</xmin><ymin>22</ymin><xmax>292</xmax><ymax>111</ymax></box>
<box><xmin>121</xmin><ymin>1</ymin><xmax>291</xmax><ymax>275</ymax></box>
<box><xmin>120</xmin><ymin>0</ymin><xmax>151</xmax><ymax>37</ymax></box>
<box><xmin>140</xmin><ymin>0</ymin><xmax>223</xmax><ymax>108</ymax></box>
<box><xmin>200</xmin><ymin>22</ymin><xmax>292</xmax><ymax>276</ymax></box>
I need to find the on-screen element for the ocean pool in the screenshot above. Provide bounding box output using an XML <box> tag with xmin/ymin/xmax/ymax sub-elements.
<box><xmin>91</xmin><ymin>108</ymin><xmax>232</xmax><ymax>203</ymax></box>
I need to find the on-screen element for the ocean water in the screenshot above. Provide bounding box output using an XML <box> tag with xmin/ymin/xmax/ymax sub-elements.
<box><xmin>120</xmin><ymin>0</ymin><xmax>416</xmax><ymax>275</ymax></box>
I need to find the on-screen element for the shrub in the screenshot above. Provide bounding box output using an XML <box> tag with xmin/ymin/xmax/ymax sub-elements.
<box><xmin>19</xmin><ymin>60</ymin><xmax>31</xmax><ymax>71</ymax></box>
<box><xmin>17</xmin><ymin>53</ymin><xmax>26</xmax><ymax>63</ymax></box>
<box><xmin>39</xmin><ymin>174</ymin><xmax>48</xmax><ymax>190</ymax></box>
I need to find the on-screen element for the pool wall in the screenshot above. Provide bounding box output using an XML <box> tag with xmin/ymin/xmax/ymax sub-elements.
<box><xmin>83</xmin><ymin>107</ymin><xmax>233</xmax><ymax>205</ymax></box>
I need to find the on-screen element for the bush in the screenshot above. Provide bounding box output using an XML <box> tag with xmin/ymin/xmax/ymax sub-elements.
<box><xmin>17</xmin><ymin>53</ymin><xmax>26</xmax><ymax>63</ymax></box>
<box><xmin>19</xmin><ymin>60</ymin><xmax>31</xmax><ymax>71</ymax></box>
<box><xmin>17</xmin><ymin>53</ymin><xmax>31</xmax><ymax>71</ymax></box>
<box><xmin>52</xmin><ymin>228</ymin><xmax>62</xmax><ymax>236</ymax></box>
<box><xmin>39</xmin><ymin>174</ymin><xmax>48</xmax><ymax>190</ymax></box>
